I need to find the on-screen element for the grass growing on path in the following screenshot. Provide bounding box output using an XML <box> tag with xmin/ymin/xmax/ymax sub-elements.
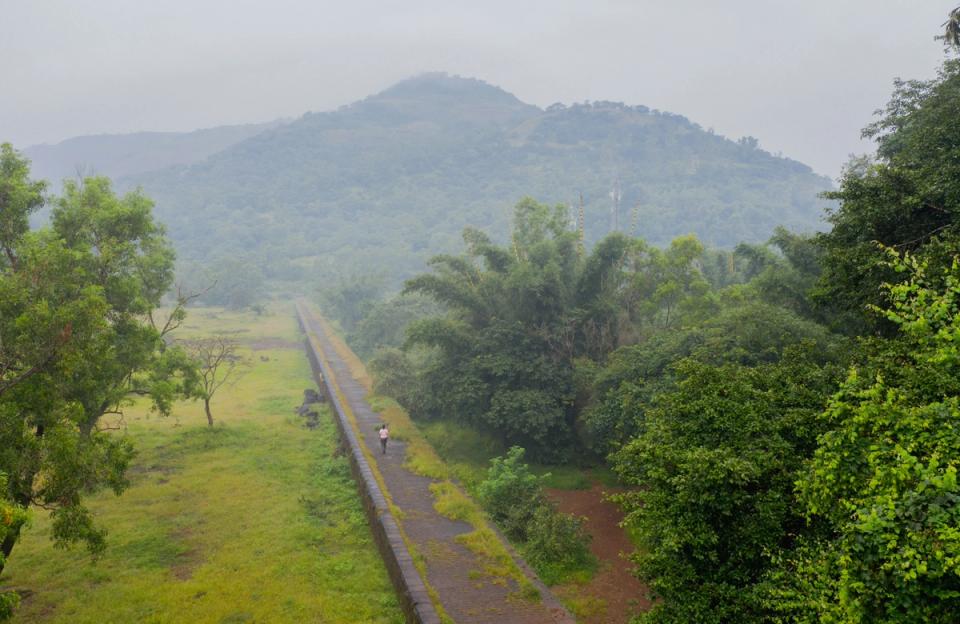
<box><xmin>302</xmin><ymin>316</ymin><xmax>456</xmax><ymax>623</ymax></box>
<box><xmin>307</xmin><ymin>309</ymin><xmax>541</xmax><ymax>604</ymax></box>
<box><xmin>3</xmin><ymin>306</ymin><xmax>402</xmax><ymax>624</ymax></box>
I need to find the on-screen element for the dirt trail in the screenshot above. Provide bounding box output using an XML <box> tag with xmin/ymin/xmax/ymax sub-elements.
<box><xmin>302</xmin><ymin>307</ymin><xmax>574</xmax><ymax>624</ymax></box>
<box><xmin>547</xmin><ymin>484</ymin><xmax>650</xmax><ymax>624</ymax></box>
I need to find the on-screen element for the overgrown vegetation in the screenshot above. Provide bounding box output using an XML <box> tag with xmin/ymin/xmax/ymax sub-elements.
<box><xmin>0</xmin><ymin>475</ymin><xmax>28</xmax><ymax>620</ymax></box>
<box><xmin>365</xmin><ymin>195</ymin><xmax>830</xmax><ymax>462</ymax></box>
<box><xmin>614</xmin><ymin>51</ymin><xmax>960</xmax><ymax>624</ymax></box>
<box><xmin>4</xmin><ymin>9</ymin><xmax>960</xmax><ymax>624</ymax></box>
<box><xmin>786</xmin><ymin>251</ymin><xmax>960</xmax><ymax>623</ymax></box>
<box><xmin>478</xmin><ymin>447</ymin><xmax>594</xmax><ymax>585</ymax></box>
<box><xmin>341</xmin><ymin>20</ymin><xmax>960</xmax><ymax>623</ymax></box>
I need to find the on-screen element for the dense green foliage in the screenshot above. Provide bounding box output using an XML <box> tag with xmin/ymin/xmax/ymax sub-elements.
<box><xmin>584</xmin><ymin>300</ymin><xmax>839</xmax><ymax>455</ymax></box>
<box><xmin>7</xmin><ymin>13</ymin><xmax>960</xmax><ymax>623</ymax></box>
<box><xmin>612</xmin><ymin>349</ymin><xmax>841</xmax><ymax>623</ymax></box>
<box><xmin>477</xmin><ymin>447</ymin><xmax>593</xmax><ymax>585</ymax></box>
<box><xmin>815</xmin><ymin>59</ymin><xmax>960</xmax><ymax>333</ymax></box>
<box><xmin>477</xmin><ymin>447</ymin><xmax>545</xmax><ymax>541</ymax></box>
<box><xmin>0</xmin><ymin>474</ymin><xmax>27</xmax><ymax>619</ymax></box>
<box><xmin>377</xmin><ymin>194</ymin><xmax>833</xmax><ymax>455</ymax></box>
<box><xmin>349</xmin><ymin>45</ymin><xmax>960</xmax><ymax>623</ymax></box>
<box><xmin>0</xmin><ymin>145</ymin><xmax>195</xmax><ymax>612</ymax></box>
<box><xmin>787</xmin><ymin>252</ymin><xmax>960</xmax><ymax>622</ymax></box>
<box><xmin>120</xmin><ymin>74</ymin><xmax>830</xmax><ymax>288</ymax></box>
<box><xmin>397</xmin><ymin>198</ymin><xmax>639</xmax><ymax>459</ymax></box>
<box><xmin>597</xmin><ymin>55</ymin><xmax>960</xmax><ymax>623</ymax></box>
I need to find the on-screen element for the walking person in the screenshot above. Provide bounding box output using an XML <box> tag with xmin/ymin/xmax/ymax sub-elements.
<box><xmin>378</xmin><ymin>423</ymin><xmax>389</xmax><ymax>455</ymax></box>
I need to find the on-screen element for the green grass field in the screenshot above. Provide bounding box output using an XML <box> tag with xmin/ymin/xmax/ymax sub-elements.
<box><xmin>3</xmin><ymin>305</ymin><xmax>402</xmax><ymax>624</ymax></box>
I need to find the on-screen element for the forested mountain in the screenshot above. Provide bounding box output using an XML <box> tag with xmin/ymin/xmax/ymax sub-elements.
<box><xmin>120</xmin><ymin>74</ymin><xmax>832</xmax><ymax>284</ymax></box>
<box><xmin>24</xmin><ymin>120</ymin><xmax>284</xmax><ymax>187</ymax></box>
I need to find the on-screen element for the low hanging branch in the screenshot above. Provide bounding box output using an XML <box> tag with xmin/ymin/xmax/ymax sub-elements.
<box><xmin>181</xmin><ymin>335</ymin><xmax>248</xmax><ymax>426</ymax></box>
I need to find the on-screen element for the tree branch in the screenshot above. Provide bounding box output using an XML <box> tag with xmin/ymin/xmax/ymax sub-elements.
<box><xmin>0</xmin><ymin>324</ymin><xmax>72</xmax><ymax>398</ymax></box>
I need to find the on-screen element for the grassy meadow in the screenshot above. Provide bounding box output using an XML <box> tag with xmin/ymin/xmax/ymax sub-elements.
<box><xmin>3</xmin><ymin>305</ymin><xmax>402</xmax><ymax>624</ymax></box>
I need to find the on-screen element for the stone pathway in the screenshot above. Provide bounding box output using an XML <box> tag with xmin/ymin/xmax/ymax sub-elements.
<box><xmin>300</xmin><ymin>306</ymin><xmax>574</xmax><ymax>624</ymax></box>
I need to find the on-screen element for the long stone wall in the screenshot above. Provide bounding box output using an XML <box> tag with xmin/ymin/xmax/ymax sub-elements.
<box><xmin>296</xmin><ymin>303</ymin><xmax>442</xmax><ymax>624</ymax></box>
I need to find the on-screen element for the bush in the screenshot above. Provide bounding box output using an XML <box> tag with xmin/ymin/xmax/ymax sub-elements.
<box><xmin>523</xmin><ymin>505</ymin><xmax>594</xmax><ymax>585</ymax></box>
<box><xmin>478</xmin><ymin>447</ymin><xmax>595</xmax><ymax>584</ymax></box>
<box><xmin>477</xmin><ymin>446</ymin><xmax>543</xmax><ymax>541</ymax></box>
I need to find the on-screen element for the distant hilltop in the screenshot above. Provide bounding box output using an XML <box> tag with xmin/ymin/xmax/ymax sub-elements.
<box><xmin>24</xmin><ymin>120</ymin><xmax>287</xmax><ymax>183</ymax></box>
<box><xmin>24</xmin><ymin>73</ymin><xmax>833</xmax><ymax>284</ymax></box>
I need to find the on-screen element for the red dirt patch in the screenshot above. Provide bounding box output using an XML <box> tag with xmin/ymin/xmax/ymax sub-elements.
<box><xmin>169</xmin><ymin>527</ymin><xmax>203</xmax><ymax>581</ymax></box>
<box><xmin>546</xmin><ymin>483</ymin><xmax>650</xmax><ymax>624</ymax></box>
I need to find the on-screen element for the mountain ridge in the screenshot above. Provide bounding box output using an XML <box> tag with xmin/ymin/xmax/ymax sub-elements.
<box><xmin>23</xmin><ymin>119</ymin><xmax>287</xmax><ymax>187</ymax></box>
<box><xmin>27</xmin><ymin>73</ymin><xmax>833</xmax><ymax>287</ymax></box>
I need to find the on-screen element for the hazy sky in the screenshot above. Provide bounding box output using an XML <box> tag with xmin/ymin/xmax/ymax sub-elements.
<box><xmin>1</xmin><ymin>1</ymin><xmax>955</xmax><ymax>177</ymax></box>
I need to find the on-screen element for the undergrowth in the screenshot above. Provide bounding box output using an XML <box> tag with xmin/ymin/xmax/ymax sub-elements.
<box><xmin>478</xmin><ymin>447</ymin><xmax>597</xmax><ymax>586</ymax></box>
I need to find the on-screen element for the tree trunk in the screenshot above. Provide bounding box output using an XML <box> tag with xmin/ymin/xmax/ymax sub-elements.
<box><xmin>204</xmin><ymin>398</ymin><xmax>214</xmax><ymax>427</ymax></box>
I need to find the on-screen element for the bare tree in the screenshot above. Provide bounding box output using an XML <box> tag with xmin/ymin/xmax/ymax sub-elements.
<box><xmin>183</xmin><ymin>335</ymin><xmax>247</xmax><ymax>426</ymax></box>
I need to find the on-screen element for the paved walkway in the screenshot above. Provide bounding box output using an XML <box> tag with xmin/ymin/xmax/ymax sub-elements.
<box><xmin>301</xmin><ymin>307</ymin><xmax>573</xmax><ymax>624</ymax></box>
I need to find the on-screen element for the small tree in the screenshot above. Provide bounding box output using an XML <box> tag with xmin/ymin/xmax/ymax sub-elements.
<box><xmin>477</xmin><ymin>446</ymin><xmax>595</xmax><ymax>585</ymax></box>
<box><xmin>184</xmin><ymin>335</ymin><xmax>246</xmax><ymax>426</ymax></box>
<box><xmin>477</xmin><ymin>446</ymin><xmax>544</xmax><ymax>541</ymax></box>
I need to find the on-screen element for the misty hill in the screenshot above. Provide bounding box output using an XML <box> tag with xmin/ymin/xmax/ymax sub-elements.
<box><xmin>123</xmin><ymin>73</ymin><xmax>832</xmax><ymax>284</ymax></box>
<box><xmin>25</xmin><ymin>120</ymin><xmax>284</xmax><ymax>186</ymax></box>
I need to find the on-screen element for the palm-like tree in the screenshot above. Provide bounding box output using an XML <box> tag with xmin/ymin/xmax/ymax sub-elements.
<box><xmin>942</xmin><ymin>6</ymin><xmax>960</xmax><ymax>48</ymax></box>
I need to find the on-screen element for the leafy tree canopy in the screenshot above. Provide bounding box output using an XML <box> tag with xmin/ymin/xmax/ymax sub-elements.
<box><xmin>0</xmin><ymin>144</ymin><xmax>195</xmax><ymax>587</ymax></box>
<box><xmin>402</xmin><ymin>198</ymin><xmax>639</xmax><ymax>458</ymax></box>
<box><xmin>816</xmin><ymin>60</ymin><xmax>960</xmax><ymax>333</ymax></box>
<box><xmin>790</xmin><ymin>250</ymin><xmax>960</xmax><ymax>623</ymax></box>
<box><xmin>612</xmin><ymin>346</ymin><xmax>842</xmax><ymax>624</ymax></box>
